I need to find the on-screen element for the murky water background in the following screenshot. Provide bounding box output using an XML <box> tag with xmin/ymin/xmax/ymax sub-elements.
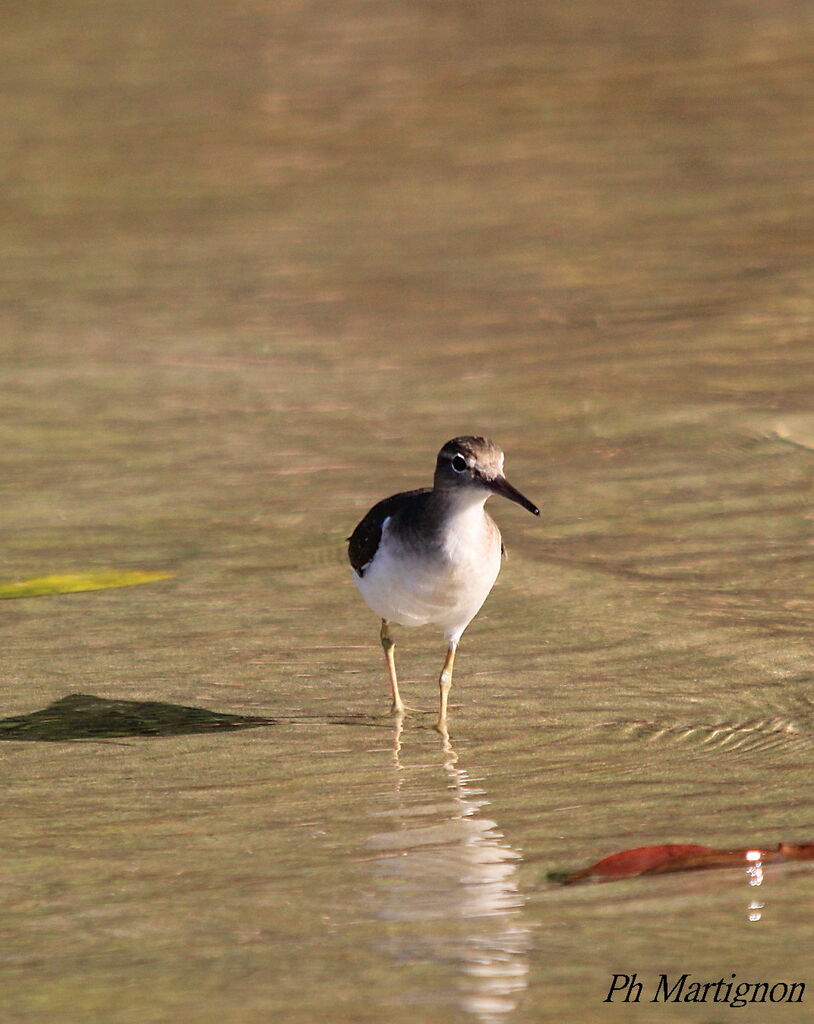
<box><xmin>3</xmin><ymin>1</ymin><xmax>814</xmax><ymax>1021</ymax></box>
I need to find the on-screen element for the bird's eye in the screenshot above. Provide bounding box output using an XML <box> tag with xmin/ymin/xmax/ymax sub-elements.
<box><xmin>451</xmin><ymin>454</ymin><xmax>467</xmax><ymax>473</ymax></box>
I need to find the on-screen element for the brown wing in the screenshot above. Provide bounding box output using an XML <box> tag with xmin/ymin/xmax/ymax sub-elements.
<box><xmin>347</xmin><ymin>488</ymin><xmax>430</xmax><ymax>576</ymax></box>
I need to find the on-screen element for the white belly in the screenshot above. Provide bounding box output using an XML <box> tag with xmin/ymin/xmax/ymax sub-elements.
<box><xmin>354</xmin><ymin>508</ymin><xmax>502</xmax><ymax>643</ymax></box>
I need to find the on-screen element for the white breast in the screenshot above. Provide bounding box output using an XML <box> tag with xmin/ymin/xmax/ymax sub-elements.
<box><xmin>354</xmin><ymin>498</ymin><xmax>502</xmax><ymax>644</ymax></box>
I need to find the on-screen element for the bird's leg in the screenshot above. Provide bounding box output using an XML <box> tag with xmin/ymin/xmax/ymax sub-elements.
<box><xmin>380</xmin><ymin>619</ymin><xmax>405</xmax><ymax>715</ymax></box>
<box><xmin>436</xmin><ymin>641</ymin><xmax>458</xmax><ymax>729</ymax></box>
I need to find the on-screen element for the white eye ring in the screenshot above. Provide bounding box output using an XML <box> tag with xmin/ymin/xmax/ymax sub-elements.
<box><xmin>451</xmin><ymin>454</ymin><xmax>467</xmax><ymax>473</ymax></box>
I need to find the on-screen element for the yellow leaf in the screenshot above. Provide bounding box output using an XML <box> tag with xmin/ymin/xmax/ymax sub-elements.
<box><xmin>0</xmin><ymin>571</ymin><xmax>173</xmax><ymax>599</ymax></box>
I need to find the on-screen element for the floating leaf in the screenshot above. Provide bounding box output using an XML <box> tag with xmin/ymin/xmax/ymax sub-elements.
<box><xmin>553</xmin><ymin>841</ymin><xmax>814</xmax><ymax>885</ymax></box>
<box><xmin>0</xmin><ymin>571</ymin><xmax>173</xmax><ymax>600</ymax></box>
<box><xmin>0</xmin><ymin>693</ymin><xmax>275</xmax><ymax>741</ymax></box>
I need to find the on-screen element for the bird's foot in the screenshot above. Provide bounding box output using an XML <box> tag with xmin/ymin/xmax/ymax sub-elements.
<box><xmin>433</xmin><ymin>702</ymin><xmax>462</xmax><ymax>732</ymax></box>
<box><xmin>390</xmin><ymin>702</ymin><xmax>428</xmax><ymax>716</ymax></box>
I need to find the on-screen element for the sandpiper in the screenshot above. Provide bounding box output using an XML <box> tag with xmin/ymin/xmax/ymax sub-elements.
<box><xmin>348</xmin><ymin>436</ymin><xmax>539</xmax><ymax>727</ymax></box>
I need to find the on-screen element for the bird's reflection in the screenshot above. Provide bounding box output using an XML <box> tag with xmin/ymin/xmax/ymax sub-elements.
<box><xmin>363</xmin><ymin>719</ymin><xmax>532</xmax><ymax>1024</ymax></box>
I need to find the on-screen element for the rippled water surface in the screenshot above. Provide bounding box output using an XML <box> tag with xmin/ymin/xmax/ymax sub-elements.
<box><xmin>3</xmin><ymin>1</ymin><xmax>814</xmax><ymax>1021</ymax></box>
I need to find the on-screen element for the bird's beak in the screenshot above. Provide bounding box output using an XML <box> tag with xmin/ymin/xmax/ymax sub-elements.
<box><xmin>488</xmin><ymin>475</ymin><xmax>540</xmax><ymax>516</ymax></box>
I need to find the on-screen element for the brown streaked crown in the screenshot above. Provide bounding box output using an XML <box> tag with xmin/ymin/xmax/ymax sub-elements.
<box><xmin>434</xmin><ymin>436</ymin><xmax>504</xmax><ymax>489</ymax></box>
<box><xmin>435</xmin><ymin>436</ymin><xmax>539</xmax><ymax>515</ymax></box>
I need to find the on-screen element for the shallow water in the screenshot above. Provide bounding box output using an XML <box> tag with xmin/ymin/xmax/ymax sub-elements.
<box><xmin>3</xmin><ymin>1</ymin><xmax>814</xmax><ymax>1021</ymax></box>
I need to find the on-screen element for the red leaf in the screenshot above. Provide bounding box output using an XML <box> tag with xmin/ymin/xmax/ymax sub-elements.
<box><xmin>559</xmin><ymin>841</ymin><xmax>813</xmax><ymax>885</ymax></box>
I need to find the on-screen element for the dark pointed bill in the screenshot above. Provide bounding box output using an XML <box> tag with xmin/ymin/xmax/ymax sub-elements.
<box><xmin>489</xmin><ymin>476</ymin><xmax>540</xmax><ymax>516</ymax></box>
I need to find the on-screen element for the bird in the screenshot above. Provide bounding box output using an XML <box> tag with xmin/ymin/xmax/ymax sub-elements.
<box><xmin>347</xmin><ymin>436</ymin><xmax>539</xmax><ymax>728</ymax></box>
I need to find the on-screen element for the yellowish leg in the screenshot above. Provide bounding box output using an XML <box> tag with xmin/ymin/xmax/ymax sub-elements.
<box><xmin>436</xmin><ymin>641</ymin><xmax>458</xmax><ymax>729</ymax></box>
<box><xmin>380</xmin><ymin>620</ymin><xmax>405</xmax><ymax>715</ymax></box>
